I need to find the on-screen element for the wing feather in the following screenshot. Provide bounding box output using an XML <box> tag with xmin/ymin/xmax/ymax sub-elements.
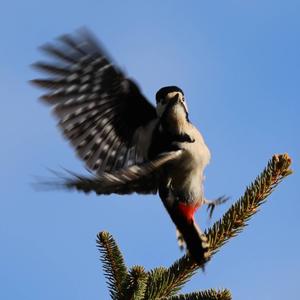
<box><xmin>32</xmin><ymin>28</ymin><xmax>157</xmax><ymax>174</ymax></box>
<box><xmin>53</xmin><ymin>150</ymin><xmax>183</xmax><ymax>195</ymax></box>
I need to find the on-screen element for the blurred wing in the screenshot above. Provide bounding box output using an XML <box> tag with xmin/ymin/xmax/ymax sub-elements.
<box><xmin>51</xmin><ymin>150</ymin><xmax>182</xmax><ymax>195</ymax></box>
<box><xmin>31</xmin><ymin>28</ymin><xmax>157</xmax><ymax>174</ymax></box>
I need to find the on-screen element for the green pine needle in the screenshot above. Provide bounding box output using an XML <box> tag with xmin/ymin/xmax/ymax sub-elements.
<box><xmin>97</xmin><ymin>231</ymin><xmax>127</xmax><ymax>300</ymax></box>
<box><xmin>145</xmin><ymin>153</ymin><xmax>292</xmax><ymax>297</ymax></box>
<box><xmin>145</xmin><ymin>256</ymin><xmax>198</xmax><ymax>298</ymax></box>
<box><xmin>97</xmin><ymin>154</ymin><xmax>292</xmax><ymax>299</ymax></box>
<box><xmin>122</xmin><ymin>266</ymin><xmax>149</xmax><ymax>300</ymax></box>
<box><xmin>207</xmin><ymin>153</ymin><xmax>292</xmax><ymax>254</ymax></box>
<box><xmin>161</xmin><ymin>288</ymin><xmax>232</xmax><ymax>300</ymax></box>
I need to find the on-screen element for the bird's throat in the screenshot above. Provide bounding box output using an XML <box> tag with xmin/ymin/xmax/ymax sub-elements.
<box><xmin>162</xmin><ymin>103</ymin><xmax>188</xmax><ymax>136</ymax></box>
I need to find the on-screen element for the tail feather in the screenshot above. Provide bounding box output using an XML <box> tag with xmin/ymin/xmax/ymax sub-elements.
<box><xmin>161</xmin><ymin>198</ymin><xmax>210</xmax><ymax>264</ymax></box>
<box><xmin>174</xmin><ymin>213</ymin><xmax>210</xmax><ymax>264</ymax></box>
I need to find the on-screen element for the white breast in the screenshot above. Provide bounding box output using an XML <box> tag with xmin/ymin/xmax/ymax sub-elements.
<box><xmin>169</xmin><ymin>123</ymin><xmax>210</xmax><ymax>202</ymax></box>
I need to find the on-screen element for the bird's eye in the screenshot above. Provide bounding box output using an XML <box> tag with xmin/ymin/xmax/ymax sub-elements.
<box><xmin>182</xmin><ymin>96</ymin><xmax>185</xmax><ymax>102</ymax></box>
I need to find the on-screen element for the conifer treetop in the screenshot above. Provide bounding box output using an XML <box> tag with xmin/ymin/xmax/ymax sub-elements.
<box><xmin>97</xmin><ymin>153</ymin><xmax>292</xmax><ymax>300</ymax></box>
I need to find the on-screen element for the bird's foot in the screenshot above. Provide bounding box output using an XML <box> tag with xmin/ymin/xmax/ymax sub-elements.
<box><xmin>204</xmin><ymin>195</ymin><xmax>230</xmax><ymax>219</ymax></box>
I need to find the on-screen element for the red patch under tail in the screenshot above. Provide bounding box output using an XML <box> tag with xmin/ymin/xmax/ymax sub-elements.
<box><xmin>177</xmin><ymin>202</ymin><xmax>199</xmax><ymax>221</ymax></box>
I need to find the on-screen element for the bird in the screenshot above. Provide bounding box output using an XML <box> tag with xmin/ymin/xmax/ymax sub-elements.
<box><xmin>31</xmin><ymin>28</ymin><xmax>214</xmax><ymax>264</ymax></box>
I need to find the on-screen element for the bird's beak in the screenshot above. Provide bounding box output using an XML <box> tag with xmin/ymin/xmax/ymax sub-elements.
<box><xmin>173</xmin><ymin>93</ymin><xmax>180</xmax><ymax>103</ymax></box>
<box><xmin>170</xmin><ymin>94</ymin><xmax>188</xmax><ymax>112</ymax></box>
<box><xmin>169</xmin><ymin>93</ymin><xmax>180</xmax><ymax>105</ymax></box>
<box><xmin>181</xmin><ymin>101</ymin><xmax>188</xmax><ymax>114</ymax></box>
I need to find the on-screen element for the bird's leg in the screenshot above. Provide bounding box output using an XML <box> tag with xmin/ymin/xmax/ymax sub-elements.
<box><xmin>204</xmin><ymin>196</ymin><xmax>229</xmax><ymax>219</ymax></box>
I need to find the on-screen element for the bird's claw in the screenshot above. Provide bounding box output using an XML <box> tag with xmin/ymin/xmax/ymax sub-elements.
<box><xmin>205</xmin><ymin>195</ymin><xmax>230</xmax><ymax>219</ymax></box>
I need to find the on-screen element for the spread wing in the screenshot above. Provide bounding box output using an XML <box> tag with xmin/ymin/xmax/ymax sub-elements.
<box><xmin>31</xmin><ymin>28</ymin><xmax>157</xmax><ymax>174</ymax></box>
<box><xmin>46</xmin><ymin>150</ymin><xmax>183</xmax><ymax>195</ymax></box>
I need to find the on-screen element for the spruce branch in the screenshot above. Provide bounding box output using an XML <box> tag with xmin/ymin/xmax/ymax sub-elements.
<box><xmin>143</xmin><ymin>267</ymin><xmax>178</xmax><ymax>299</ymax></box>
<box><xmin>97</xmin><ymin>154</ymin><xmax>291</xmax><ymax>299</ymax></box>
<box><xmin>97</xmin><ymin>231</ymin><xmax>127</xmax><ymax>300</ymax></box>
<box><xmin>145</xmin><ymin>153</ymin><xmax>292</xmax><ymax>297</ymax></box>
<box><xmin>122</xmin><ymin>266</ymin><xmax>149</xmax><ymax>300</ymax></box>
<box><xmin>207</xmin><ymin>153</ymin><xmax>292</xmax><ymax>254</ymax></box>
<box><xmin>144</xmin><ymin>256</ymin><xmax>198</xmax><ymax>299</ymax></box>
<box><xmin>161</xmin><ymin>288</ymin><xmax>232</xmax><ymax>300</ymax></box>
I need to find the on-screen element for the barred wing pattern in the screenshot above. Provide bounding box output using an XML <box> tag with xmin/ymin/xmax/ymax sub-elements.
<box><xmin>57</xmin><ymin>151</ymin><xmax>183</xmax><ymax>195</ymax></box>
<box><xmin>32</xmin><ymin>29</ymin><xmax>157</xmax><ymax>174</ymax></box>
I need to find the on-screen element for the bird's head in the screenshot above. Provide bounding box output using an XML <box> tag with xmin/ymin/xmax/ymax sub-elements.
<box><xmin>155</xmin><ymin>86</ymin><xmax>188</xmax><ymax>119</ymax></box>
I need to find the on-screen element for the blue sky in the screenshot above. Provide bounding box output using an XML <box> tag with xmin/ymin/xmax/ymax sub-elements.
<box><xmin>0</xmin><ymin>1</ymin><xmax>299</xmax><ymax>299</ymax></box>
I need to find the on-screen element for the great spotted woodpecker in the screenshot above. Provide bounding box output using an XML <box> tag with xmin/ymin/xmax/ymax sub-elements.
<box><xmin>32</xmin><ymin>29</ymin><xmax>212</xmax><ymax>263</ymax></box>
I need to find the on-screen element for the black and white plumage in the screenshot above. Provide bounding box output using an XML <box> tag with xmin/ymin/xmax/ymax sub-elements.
<box><xmin>32</xmin><ymin>29</ymin><xmax>156</xmax><ymax>174</ymax></box>
<box><xmin>32</xmin><ymin>29</ymin><xmax>212</xmax><ymax>264</ymax></box>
